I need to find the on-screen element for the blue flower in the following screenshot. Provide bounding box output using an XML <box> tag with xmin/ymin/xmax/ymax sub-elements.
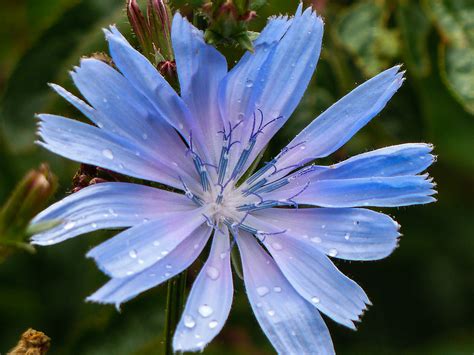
<box><xmin>31</xmin><ymin>5</ymin><xmax>436</xmax><ymax>354</ymax></box>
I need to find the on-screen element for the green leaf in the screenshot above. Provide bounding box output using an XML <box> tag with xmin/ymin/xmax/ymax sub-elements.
<box><xmin>0</xmin><ymin>0</ymin><xmax>126</xmax><ymax>153</ymax></box>
<box><xmin>396</xmin><ymin>0</ymin><xmax>431</xmax><ymax>77</ymax></box>
<box><xmin>425</xmin><ymin>0</ymin><xmax>474</xmax><ymax>114</ymax></box>
<box><xmin>335</xmin><ymin>0</ymin><xmax>400</xmax><ymax>77</ymax></box>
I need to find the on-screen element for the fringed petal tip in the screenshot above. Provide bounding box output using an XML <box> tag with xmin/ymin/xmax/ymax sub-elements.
<box><xmin>85</xmin><ymin>294</ymin><xmax>122</xmax><ymax>312</ymax></box>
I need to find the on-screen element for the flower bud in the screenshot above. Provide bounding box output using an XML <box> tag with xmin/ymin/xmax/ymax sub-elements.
<box><xmin>127</xmin><ymin>0</ymin><xmax>174</xmax><ymax>64</ymax></box>
<box><xmin>0</xmin><ymin>164</ymin><xmax>57</xmax><ymax>261</ymax></box>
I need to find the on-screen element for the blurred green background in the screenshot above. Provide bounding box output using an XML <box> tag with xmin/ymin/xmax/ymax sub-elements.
<box><xmin>0</xmin><ymin>0</ymin><xmax>473</xmax><ymax>353</ymax></box>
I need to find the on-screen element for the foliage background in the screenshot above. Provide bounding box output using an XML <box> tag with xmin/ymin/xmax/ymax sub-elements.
<box><xmin>0</xmin><ymin>0</ymin><xmax>473</xmax><ymax>353</ymax></box>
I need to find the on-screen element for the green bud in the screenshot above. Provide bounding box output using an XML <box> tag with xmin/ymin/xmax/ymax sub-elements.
<box><xmin>127</xmin><ymin>0</ymin><xmax>174</xmax><ymax>64</ymax></box>
<box><xmin>0</xmin><ymin>164</ymin><xmax>57</xmax><ymax>261</ymax></box>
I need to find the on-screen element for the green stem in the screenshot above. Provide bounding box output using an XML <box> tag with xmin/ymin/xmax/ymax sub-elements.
<box><xmin>163</xmin><ymin>271</ymin><xmax>187</xmax><ymax>355</ymax></box>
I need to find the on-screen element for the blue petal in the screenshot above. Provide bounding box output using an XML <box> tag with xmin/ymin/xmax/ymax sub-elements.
<box><xmin>30</xmin><ymin>182</ymin><xmax>194</xmax><ymax>245</ymax></box>
<box><xmin>270</xmin><ymin>66</ymin><xmax>405</xmax><ymax>178</ymax></box>
<box><xmin>218</xmin><ymin>7</ymin><xmax>324</xmax><ymax>179</ymax></box>
<box><xmin>309</xmin><ymin>143</ymin><xmax>435</xmax><ymax>180</ymax></box>
<box><xmin>172</xmin><ymin>13</ymin><xmax>228</xmax><ymax>164</ymax></box>
<box><xmin>37</xmin><ymin>114</ymin><xmax>198</xmax><ymax>190</ymax></box>
<box><xmin>263</xmin><ymin>174</ymin><xmax>436</xmax><ymax>207</ymax></box>
<box><xmin>70</xmin><ymin>59</ymin><xmax>196</xmax><ymax>180</ymax></box>
<box><xmin>173</xmin><ymin>228</ymin><xmax>233</xmax><ymax>352</ymax></box>
<box><xmin>49</xmin><ymin>83</ymin><xmax>96</xmax><ymax>121</ymax></box>
<box><xmin>251</xmin><ymin>208</ymin><xmax>400</xmax><ymax>261</ymax></box>
<box><xmin>104</xmin><ymin>26</ymin><xmax>194</xmax><ymax>138</ymax></box>
<box><xmin>87</xmin><ymin>209</ymin><xmax>206</xmax><ymax>278</ymax></box>
<box><xmin>240</xmin><ymin>7</ymin><xmax>324</xmax><ymax>176</ymax></box>
<box><xmin>237</xmin><ymin>231</ymin><xmax>334</xmax><ymax>354</ymax></box>
<box><xmin>251</xmin><ymin>228</ymin><xmax>370</xmax><ymax>328</ymax></box>
<box><xmin>87</xmin><ymin>224</ymin><xmax>212</xmax><ymax>307</ymax></box>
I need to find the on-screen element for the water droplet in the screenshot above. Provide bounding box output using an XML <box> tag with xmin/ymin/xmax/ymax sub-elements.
<box><xmin>256</xmin><ymin>302</ymin><xmax>262</xmax><ymax>308</ymax></box>
<box><xmin>208</xmin><ymin>320</ymin><xmax>218</xmax><ymax>329</ymax></box>
<box><xmin>184</xmin><ymin>315</ymin><xmax>196</xmax><ymax>328</ymax></box>
<box><xmin>102</xmin><ymin>149</ymin><xmax>114</xmax><ymax>159</ymax></box>
<box><xmin>165</xmin><ymin>264</ymin><xmax>172</xmax><ymax>269</ymax></box>
<box><xmin>267</xmin><ymin>310</ymin><xmax>276</xmax><ymax>317</ymax></box>
<box><xmin>153</xmin><ymin>240</ymin><xmax>160</xmax><ymax>247</ymax></box>
<box><xmin>302</xmin><ymin>234</ymin><xmax>309</xmax><ymax>239</ymax></box>
<box><xmin>272</xmin><ymin>242</ymin><xmax>283</xmax><ymax>250</ymax></box>
<box><xmin>198</xmin><ymin>304</ymin><xmax>213</xmax><ymax>318</ymax></box>
<box><xmin>142</xmin><ymin>133</ymin><xmax>148</xmax><ymax>140</ymax></box>
<box><xmin>206</xmin><ymin>266</ymin><xmax>220</xmax><ymax>280</ymax></box>
<box><xmin>129</xmin><ymin>249</ymin><xmax>137</xmax><ymax>258</ymax></box>
<box><xmin>344</xmin><ymin>233</ymin><xmax>350</xmax><ymax>240</ymax></box>
<box><xmin>196</xmin><ymin>341</ymin><xmax>205</xmax><ymax>348</ymax></box>
<box><xmin>245</xmin><ymin>79</ymin><xmax>254</xmax><ymax>88</ymax></box>
<box><xmin>300</xmin><ymin>145</ymin><xmax>306</xmax><ymax>150</ymax></box>
<box><xmin>328</xmin><ymin>248</ymin><xmax>338</xmax><ymax>257</ymax></box>
<box><xmin>164</xmin><ymin>272</ymin><xmax>171</xmax><ymax>277</ymax></box>
<box><xmin>179</xmin><ymin>123</ymin><xmax>184</xmax><ymax>130</ymax></box>
<box><xmin>64</xmin><ymin>221</ymin><xmax>76</xmax><ymax>230</ymax></box>
<box><xmin>311</xmin><ymin>237</ymin><xmax>322</xmax><ymax>243</ymax></box>
<box><xmin>161</xmin><ymin>250</ymin><xmax>169</xmax><ymax>256</ymax></box>
<box><xmin>91</xmin><ymin>223</ymin><xmax>98</xmax><ymax>228</ymax></box>
<box><xmin>194</xmin><ymin>243</ymin><xmax>200</xmax><ymax>250</ymax></box>
<box><xmin>273</xmin><ymin>287</ymin><xmax>282</xmax><ymax>293</ymax></box>
<box><xmin>103</xmin><ymin>98</ymin><xmax>108</xmax><ymax>103</ymax></box>
<box><xmin>256</xmin><ymin>286</ymin><xmax>270</xmax><ymax>297</ymax></box>
<box><xmin>311</xmin><ymin>297</ymin><xmax>320</xmax><ymax>304</ymax></box>
<box><xmin>321</xmin><ymin>224</ymin><xmax>326</xmax><ymax>229</ymax></box>
<box><xmin>143</xmin><ymin>218</ymin><xmax>150</xmax><ymax>223</ymax></box>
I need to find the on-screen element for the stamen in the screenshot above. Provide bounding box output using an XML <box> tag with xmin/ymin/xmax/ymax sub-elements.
<box><xmin>187</xmin><ymin>131</ymin><xmax>212</xmax><ymax>191</ymax></box>
<box><xmin>179</xmin><ymin>176</ymin><xmax>204</xmax><ymax>206</ymax></box>
<box><xmin>230</xmin><ymin>110</ymin><xmax>283</xmax><ymax>181</ymax></box>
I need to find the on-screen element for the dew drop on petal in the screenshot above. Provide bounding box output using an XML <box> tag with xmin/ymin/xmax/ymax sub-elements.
<box><xmin>184</xmin><ymin>315</ymin><xmax>196</xmax><ymax>328</ymax></box>
<box><xmin>256</xmin><ymin>286</ymin><xmax>270</xmax><ymax>297</ymax></box>
<box><xmin>64</xmin><ymin>221</ymin><xmax>76</xmax><ymax>230</ymax></box>
<box><xmin>198</xmin><ymin>304</ymin><xmax>213</xmax><ymax>318</ymax></box>
<box><xmin>344</xmin><ymin>233</ymin><xmax>350</xmax><ymax>240</ymax></box>
<box><xmin>102</xmin><ymin>149</ymin><xmax>114</xmax><ymax>159</ymax></box>
<box><xmin>208</xmin><ymin>320</ymin><xmax>218</xmax><ymax>329</ymax></box>
<box><xmin>273</xmin><ymin>286</ymin><xmax>282</xmax><ymax>293</ymax></box>
<box><xmin>272</xmin><ymin>242</ymin><xmax>283</xmax><ymax>250</ymax></box>
<box><xmin>165</xmin><ymin>264</ymin><xmax>172</xmax><ymax>269</ymax></box>
<box><xmin>91</xmin><ymin>223</ymin><xmax>98</xmax><ymax>228</ymax></box>
<box><xmin>311</xmin><ymin>237</ymin><xmax>322</xmax><ymax>243</ymax></box>
<box><xmin>328</xmin><ymin>248</ymin><xmax>338</xmax><ymax>257</ymax></box>
<box><xmin>219</xmin><ymin>252</ymin><xmax>227</xmax><ymax>259</ymax></box>
<box><xmin>153</xmin><ymin>240</ymin><xmax>160</xmax><ymax>247</ymax></box>
<box><xmin>267</xmin><ymin>310</ymin><xmax>276</xmax><ymax>317</ymax></box>
<box><xmin>206</xmin><ymin>266</ymin><xmax>220</xmax><ymax>280</ymax></box>
<box><xmin>311</xmin><ymin>297</ymin><xmax>320</xmax><ymax>304</ymax></box>
<box><xmin>129</xmin><ymin>249</ymin><xmax>138</xmax><ymax>258</ymax></box>
<box><xmin>245</xmin><ymin>79</ymin><xmax>254</xmax><ymax>88</ymax></box>
<box><xmin>161</xmin><ymin>250</ymin><xmax>169</xmax><ymax>256</ymax></box>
